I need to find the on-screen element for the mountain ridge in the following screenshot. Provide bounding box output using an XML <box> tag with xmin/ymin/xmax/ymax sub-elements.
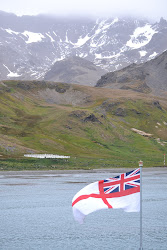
<box><xmin>96</xmin><ymin>50</ymin><xmax>167</xmax><ymax>96</ymax></box>
<box><xmin>1</xmin><ymin>11</ymin><xmax>167</xmax><ymax>81</ymax></box>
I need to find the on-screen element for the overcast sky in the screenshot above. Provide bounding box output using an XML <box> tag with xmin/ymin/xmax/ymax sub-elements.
<box><xmin>1</xmin><ymin>0</ymin><xmax>167</xmax><ymax>21</ymax></box>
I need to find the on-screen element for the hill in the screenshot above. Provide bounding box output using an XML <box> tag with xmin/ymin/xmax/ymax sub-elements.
<box><xmin>96</xmin><ymin>50</ymin><xmax>167</xmax><ymax>96</ymax></box>
<box><xmin>44</xmin><ymin>56</ymin><xmax>106</xmax><ymax>86</ymax></box>
<box><xmin>0</xmin><ymin>80</ymin><xmax>167</xmax><ymax>169</ymax></box>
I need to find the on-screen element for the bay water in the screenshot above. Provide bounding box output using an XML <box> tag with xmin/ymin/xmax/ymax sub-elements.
<box><xmin>0</xmin><ymin>168</ymin><xmax>167</xmax><ymax>250</ymax></box>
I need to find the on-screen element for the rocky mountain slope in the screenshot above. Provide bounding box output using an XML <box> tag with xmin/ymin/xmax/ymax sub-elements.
<box><xmin>44</xmin><ymin>56</ymin><xmax>106</xmax><ymax>86</ymax></box>
<box><xmin>96</xmin><ymin>50</ymin><xmax>167</xmax><ymax>95</ymax></box>
<box><xmin>0</xmin><ymin>80</ymin><xmax>167</xmax><ymax>167</ymax></box>
<box><xmin>1</xmin><ymin>11</ymin><xmax>167</xmax><ymax>81</ymax></box>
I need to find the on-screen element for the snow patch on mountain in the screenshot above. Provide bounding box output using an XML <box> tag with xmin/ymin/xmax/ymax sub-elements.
<box><xmin>3</xmin><ymin>64</ymin><xmax>22</xmax><ymax>77</ymax></box>
<box><xmin>23</xmin><ymin>31</ymin><xmax>45</xmax><ymax>44</ymax></box>
<box><xmin>72</xmin><ymin>18</ymin><xmax>119</xmax><ymax>49</ymax></box>
<box><xmin>126</xmin><ymin>24</ymin><xmax>157</xmax><ymax>49</ymax></box>
<box><xmin>90</xmin><ymin>19</ymin><xmax>116</xmax><ymax>48</ymax></box>
<box><xmin>96</xmin><ymin>18</ymin><xmax>118</xmax><ymax>33</ymax></box>
<box><xmin>149</xmin><ymin>52</ymin><xmax>158</xmax><ymax>59</ymax></box>
<box><xmin>46</xmin><ymin>33</ymin><xmax>55</xmax><ymax>42</ymax></box>
<box><xmin>3</xmin><ymin>28</ymin><xmax>46</xmax><ymax>44</ymax></box>
<box><xmin>139</xmin><ymin>50</ymin><xmax>147</xmax><ymax>57</ymax></box>
<box><xmin>74</xmin><ymin>34</ymin><xmax>91</xmax><ymax>48</ymax></box>
<box><xmin>53</xmin><ymin>56</ymin><xmax>66</xmax><ymax>64</ymax></box>
<box><xmin>4</xmin><ymin>28</ymin><xmax>19</xmax><ymax>35</ymax></box>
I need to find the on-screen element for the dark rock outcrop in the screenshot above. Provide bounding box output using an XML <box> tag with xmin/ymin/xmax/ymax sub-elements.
<box><xmin>83</xmin><ymin>114</ymin><xmax>101</xmax><ymax>123</ymax></box>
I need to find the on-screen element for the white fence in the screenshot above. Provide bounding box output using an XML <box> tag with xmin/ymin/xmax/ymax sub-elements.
<box><xmin>24</xmin><ymin>154</ymin><xmax>70</xmax><ymax>159</ymax></box>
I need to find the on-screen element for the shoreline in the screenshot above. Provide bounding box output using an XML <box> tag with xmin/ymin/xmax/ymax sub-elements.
<box><xmin>0</xmin><ymin>167</ymin><xmax>166</xmax><ymax>176</ymax></box>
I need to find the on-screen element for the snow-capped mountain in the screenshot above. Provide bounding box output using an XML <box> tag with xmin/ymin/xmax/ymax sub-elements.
<box><xmin>0</xmin><ymin>10</ymin><xmax>167</xmax><ymax>81</ymax></box>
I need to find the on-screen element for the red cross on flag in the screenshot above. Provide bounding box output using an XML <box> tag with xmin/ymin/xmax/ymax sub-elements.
<box><xmin>72</xmin><ymin>168</ymin><xmax>140</xmax><ymax>223</ymax></box>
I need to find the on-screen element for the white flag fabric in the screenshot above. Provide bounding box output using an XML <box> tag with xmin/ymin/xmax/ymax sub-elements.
<box><xmin>72</xmin><ymin>168</ymin><xmax>140</xmax><ymax>223</ymax></box>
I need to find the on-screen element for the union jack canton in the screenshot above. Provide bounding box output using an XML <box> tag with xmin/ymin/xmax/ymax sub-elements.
<box><xmin>98</xmin><ymin>168</ymin><xmax>140</xmax><ymax>208</ymax></box>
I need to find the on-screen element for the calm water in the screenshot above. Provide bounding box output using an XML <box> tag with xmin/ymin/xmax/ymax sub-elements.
<box><xmin>0</xmin><ymin>169</ymin><xmax>167</xmax><ymax>250</ymax></box>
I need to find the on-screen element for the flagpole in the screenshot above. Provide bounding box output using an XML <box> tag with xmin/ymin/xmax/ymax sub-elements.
<box><xmin>139</xmin><ymin>160</ymin><xmax>143</xmax><ymax>250</ymax></box>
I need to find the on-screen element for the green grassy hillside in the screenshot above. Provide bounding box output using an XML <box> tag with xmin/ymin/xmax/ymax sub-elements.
<box><xmin>0</xmin><ymin>80</ymin><xmax>167</xmax><ymax>169</ymax></box>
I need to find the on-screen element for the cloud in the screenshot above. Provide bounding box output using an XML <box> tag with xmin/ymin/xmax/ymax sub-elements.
<box><xmin>1</xmin><ymin>0</ymin><xmax>167</xmax><ymax>21</ymax></box>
